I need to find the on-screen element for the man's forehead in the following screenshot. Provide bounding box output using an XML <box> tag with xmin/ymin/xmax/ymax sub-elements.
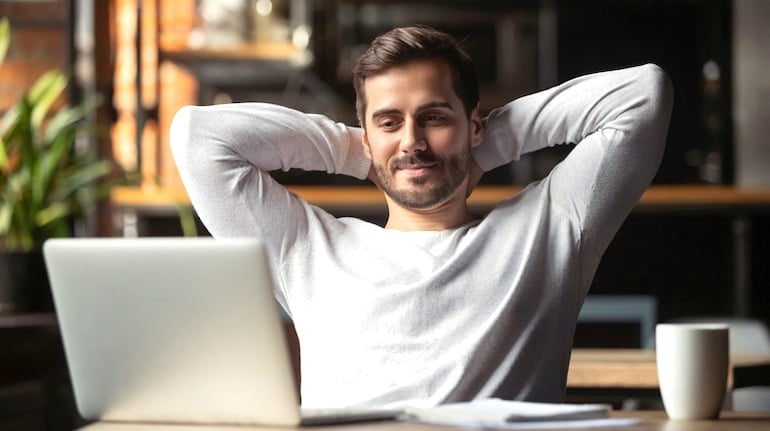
<box><xmin>363</xmin><ymin>60</ymin><xmax>460</xmax><ymax>115</ymax></box>
<box><xmin>363</xmin><ymin>58</ymin><xmax>452</xmax><ymax>87</ymax></box>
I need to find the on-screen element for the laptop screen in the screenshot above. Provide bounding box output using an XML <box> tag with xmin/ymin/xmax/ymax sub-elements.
<box><xmin>44</xmin><ymin>237</ymin><xmax>302</xmax><ymax>426</ymax></box>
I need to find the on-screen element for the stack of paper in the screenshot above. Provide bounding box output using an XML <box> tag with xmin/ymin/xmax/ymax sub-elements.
<box><xmin>401</xmin><ymin>398</ymin><xmax>615</xmax><ymax>427</ymax></box>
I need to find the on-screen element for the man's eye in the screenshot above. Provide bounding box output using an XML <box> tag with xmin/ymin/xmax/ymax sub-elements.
<box><xmin>423</xmin><ymin>114</ymin><xmax>446</xmax><ymax>125</ymax></box>
<box><xmin>379</xmin><ymin>119</ymin><xmax>400</xmax><ymax>130</ymax></box>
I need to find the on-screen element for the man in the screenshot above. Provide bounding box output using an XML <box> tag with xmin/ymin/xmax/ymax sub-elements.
<box><xmin>171</xmin><ymin>26</ymin><xmax>673</xmax><ymax>409</ymax></box>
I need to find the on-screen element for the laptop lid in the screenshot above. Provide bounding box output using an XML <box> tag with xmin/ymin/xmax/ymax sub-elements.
<box><xmin>43</xmin><ymin>237</ymin><xmax>303</xmax><ymax>426</ymax></box>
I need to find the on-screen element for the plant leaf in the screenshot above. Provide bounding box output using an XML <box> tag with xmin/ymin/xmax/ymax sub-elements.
<box><xmin>28</xmin><ymin>71</ymin><xmax>67</xmax><ymax>129</ymax></box>
<box><xmin>0</xmin><ymin>104</ymin><xmax>20</xmax><ymax>140</ymax></box>
<box><xmin>175</xmin><ymin>202</ymin><xmax>198</xmax><ymax>237</ymax></box>
<box><xmin>0</xmin><ymin>105</ymin><xmax>22</xmax><ymax>172</ymax></box>
<box><xmin>51</xmin><ymin>160</ymin><xmax>113</xmax><ymax>202</ymax></box>
<box><xmin>35</xmin><ymin>201</ymin><xmax>70</xmax><ymax>228</ymax></box>
<box><xmin>38</xmin><ymin>161</ymin><xmax>113</xmax><ymax>228</ymax></box>
<box><xmin>0</xmin><ymin>18</ymin><xmax>118</xmax><ymax>251</ymax></box>
<box><xmin>0</xmin><ymin>203</ymin><xmax>11</xmax><ymax>235</ymax></box>
<box><xmin>0</xmin><ymin>135</ymin><xmax>9</xmax><ymax>172</ymax></box>
<box><xmin>7</xmin><ymin>173</ymin><xmax>35</xmax><ymax>251</ymax></box>
<box><xmin>0</xmin><ymin>18</ymin><xmax>9</xmax><ymax>66</ymax></box>
<box><xmin>15</xmin><ymin>98</ymin><xmax>37</xmax><ymax>180</ymax></box>
<box><xmin>44</xmin><ymin>99</ymin><xmax>95</xmax><ymax>144</ymax></box>
<box><xmin>32</xmin><ymin>127</ymin><xmax>76</xmax><ymax>210</ymax></box>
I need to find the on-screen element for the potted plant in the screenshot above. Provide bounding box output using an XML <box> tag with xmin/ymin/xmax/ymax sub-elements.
<box><xmin>0</xmin><ymin>18</ymin><xmax>115</xmax><ymax>313</ymax></box>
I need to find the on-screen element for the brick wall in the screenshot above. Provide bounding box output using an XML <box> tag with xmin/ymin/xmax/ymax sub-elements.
<box><xmin>1</xmin><ymin>0</ymin><xmax>198</xmax><ymax>193</ymax></box>
<box><xmin>158</xmin><ymin>0</ymin><xmax>197</xmax><ymax>193</ymax></box>
<box><xmin>0</xmin><ymin>1</ymin><xmax>70</xmax><ymax>110</ymax></box>
<box><xmin>112</xmin><ymin>0</ymin><xmax>197</xmax><ymax>191</ymax></box>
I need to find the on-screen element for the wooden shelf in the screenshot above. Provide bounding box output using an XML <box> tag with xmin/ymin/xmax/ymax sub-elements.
<box><xmin>634</xmin><ymin>185</ymin><xmax>770</xmax><ymax>212</ymax></box>
<box><xmin>111</xmin><ymin>184</ymin><xmax>770</xmax><ymax>214</ymax></box>
<box><xmin>160</xmin><ymin>41</ymin><xmax>303</xmax><ymax>62</ymax></box>
<box><xmin>0</xmin><ymin>313</ymin><xmax>58</xmax><ymax>329</ymax></box>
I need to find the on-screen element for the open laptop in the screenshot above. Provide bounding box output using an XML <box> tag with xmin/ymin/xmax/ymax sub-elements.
<box><xmin>43</xmin><ymin>237</ymin><xmax>400</xmax><ymax>428</ymax></box>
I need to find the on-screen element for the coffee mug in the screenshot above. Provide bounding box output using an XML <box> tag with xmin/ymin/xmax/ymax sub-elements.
<box><xmin>656</xmin><ymin>323</ymin><xmax>729</xmax><ymax>420</ymax></box>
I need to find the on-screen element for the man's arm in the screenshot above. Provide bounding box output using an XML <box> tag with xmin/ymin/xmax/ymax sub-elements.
<box><xmin>170</xmin><ymin>103</ymin><xmax>368</xmax><ymax>246</ymax></box>
<box><xmin>474</xmin><ymin>64</ymin><xmax>674</xmax><ymax>253</ymax></box>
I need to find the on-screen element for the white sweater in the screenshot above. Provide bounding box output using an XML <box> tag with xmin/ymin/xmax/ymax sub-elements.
<box><xmin>170</xmin><ymin>64</ymin><xmax>673</xmax><ymax>409</ymax></box>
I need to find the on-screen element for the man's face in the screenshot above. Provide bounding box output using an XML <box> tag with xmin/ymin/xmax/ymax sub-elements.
<box><xmin>361</xmin><ymin>59</ymin><xmax>482</xmax><ymax>210</ymax></box>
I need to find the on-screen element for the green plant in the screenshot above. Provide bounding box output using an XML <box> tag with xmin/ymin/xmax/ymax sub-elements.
<box><xmin>0</xmin><ymin>18</ymin><xmax>114</xmax><ymax>251</ymax></box>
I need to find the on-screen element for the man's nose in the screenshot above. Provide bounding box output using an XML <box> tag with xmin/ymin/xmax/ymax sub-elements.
<box><xmin>400</xmin><ymin>119</ymin><xmax>427</xmax><ymax>154</ymax></box>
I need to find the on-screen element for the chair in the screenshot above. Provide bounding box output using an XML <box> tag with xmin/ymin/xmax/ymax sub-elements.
<box><xmin>577</xmin><ymin>295</ymin><xmax>658</xmax><ymax>349</ymax></box>
<box><xmin>573</xmin><ymin>295</ymin><xmax>659</xmax><ymax>410</ymax></box>
<box><xmin>732</xmin><ymin>387</ymin><xmax>770</xmax><ymax>413</ymax></box>
<box><xmin>720</xmin><ymin>318</ymin><xmax>770</xmax><ymax>413</ymax></box>
<box><xmin>717</xmin><ymin>319</ymin><xmax>770</xmax><ymax>413</ymax></box>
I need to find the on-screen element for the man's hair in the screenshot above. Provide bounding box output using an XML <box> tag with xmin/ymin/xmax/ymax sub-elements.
<box><xmin>353</xmin><ymin>25</ymin><xmax>480</xmax><ymax>127</ymax></box>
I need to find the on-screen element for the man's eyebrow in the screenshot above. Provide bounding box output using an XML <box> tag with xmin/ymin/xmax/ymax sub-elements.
<box><xmin>370</xmin><ymin>101</ymin><xmax>455</xmax><ymax>120</ymax></box>
<box><xmin>417</xmin><ymin>101</ymin><xmax>454</xmax><ymax>112</ymax></box>
<box><xmin>370</xmin><ymin>108</ymin><xmax>402</xmax><ymax>120</ymax></box>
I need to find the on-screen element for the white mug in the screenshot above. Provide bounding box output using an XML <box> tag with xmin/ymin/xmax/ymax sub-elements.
<box><xmin>656</xmin><ymin>323</ymin><xmax>729</xmax><ymax>420</ymax></box>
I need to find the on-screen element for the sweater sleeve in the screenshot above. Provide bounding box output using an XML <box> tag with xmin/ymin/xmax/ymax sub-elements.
<box><xmin>169</xmin><ymin>102</ymin><xmax>368</xmax><ymax>251</ymax></box>
<box><xmin>474</xmin><ymin>64</ymin><xmax>674</xmax><ymax>254</ymax></box>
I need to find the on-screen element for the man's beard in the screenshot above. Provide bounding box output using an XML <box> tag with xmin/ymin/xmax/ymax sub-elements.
<box><xmin>373</xmin><ymin>149</ymin><xmax>471</xmax><ymax>210</ymax></box>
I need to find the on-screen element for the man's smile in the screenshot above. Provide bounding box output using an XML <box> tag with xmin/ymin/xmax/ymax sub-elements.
<box><xmin>398</xmin><ymin>163</ymin><xmax>437</xmax><ymax>177</ymax></box>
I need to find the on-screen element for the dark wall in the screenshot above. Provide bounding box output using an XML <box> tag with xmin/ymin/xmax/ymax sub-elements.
<box><xmin>555</xmin><ymin>1</ymin><xmax>770</xmax><ymax>329</ymax></box>
<box><xmin>591</xmin><ymin>212</ymin><xmax>770</xmax><ymax>329</ymax></box>
<box><xmin>557</xmin><ymin>0</ymin><xmax>733</xmax><ymax>185</ymax></box>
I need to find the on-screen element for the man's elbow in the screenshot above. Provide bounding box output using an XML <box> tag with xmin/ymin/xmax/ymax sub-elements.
<box><xmin>170</xmin><ymin>105</ymin><xmax>196</xmax><ymax>149</ymax></box>
<box><xmin>170</xmin><ymin>105</ymin><xmax>207</xmax><ymax>161</ymax></box>
<box><xmin>642</xmin><ymin>63</ymin><xmax>674</xmax><ymax>123</ymax></box>
<box><xmin>169</xmin><ymin>105</ymin><xmax>206</xmax><ymax>179</ymax></box>
<box><xmin>637</xmin><ymin>64</ymin><xmax>674</xmax><ymax>170</ymax></box>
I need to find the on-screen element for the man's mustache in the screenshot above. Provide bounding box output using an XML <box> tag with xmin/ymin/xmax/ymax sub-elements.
<box><xmin>390</xmin><ymin>153</ymin><xmax>439</xmax><ymax>170</ymax></box>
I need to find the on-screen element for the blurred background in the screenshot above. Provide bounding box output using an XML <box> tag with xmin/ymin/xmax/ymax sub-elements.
<box><xmin>0</xmin><ymin>0</ymin><xmax>769</xmax><ymax>428</ymax></box>
<box><xmin>3</xmin><ymin>0</ymin><xmax>768</xmax><ymax>193</ymax></box>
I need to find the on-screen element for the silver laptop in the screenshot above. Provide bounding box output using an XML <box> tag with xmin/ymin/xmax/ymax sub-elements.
<box><xmin>43</xmin><ymin>237</ymin><xmax>399</xmax><ymax>427</ymax></box>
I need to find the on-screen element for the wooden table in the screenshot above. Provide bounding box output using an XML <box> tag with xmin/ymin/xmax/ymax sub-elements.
<box><xmin>75</xmin><ymin>411</ymin><xmax>770</xmax><ymax>431</ymax></box>
<box><xmin>567</xmin><ymin>348</ymin><xmax>770</xmax><ymax>389</ymax></box>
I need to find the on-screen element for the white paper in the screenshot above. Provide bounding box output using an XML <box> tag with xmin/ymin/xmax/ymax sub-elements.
<box><xmin>401</xmin><ymin>398</ymin><xmax>615</xmax><ymax>426</ymax></box>
<box><xmin>476</xmin><ymin>418</ymin><xmax>640</xmax><ymax>430</ymax></box>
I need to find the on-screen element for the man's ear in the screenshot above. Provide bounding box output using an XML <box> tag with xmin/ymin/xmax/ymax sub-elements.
<box><xmin>361</xmin><ymin>128</ymin><xmax>372</xmax><ymax>160</ymax></box>
<box><xmin>470</xmin><ymin>103</ymin><xmax>484</xmax><ymax>148</ymax></box>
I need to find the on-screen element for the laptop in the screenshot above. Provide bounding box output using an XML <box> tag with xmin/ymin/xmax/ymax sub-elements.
<box><xmin>43</xmin><ymin>237</ymin><xmax>400</xmax><ymax>428</ymax></box>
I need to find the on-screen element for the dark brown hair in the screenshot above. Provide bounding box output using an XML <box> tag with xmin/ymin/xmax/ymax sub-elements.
<box><xmin>353</xmin><ymin>25</ymin><xmax>480</xmax><ymax>127</ymax></box>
